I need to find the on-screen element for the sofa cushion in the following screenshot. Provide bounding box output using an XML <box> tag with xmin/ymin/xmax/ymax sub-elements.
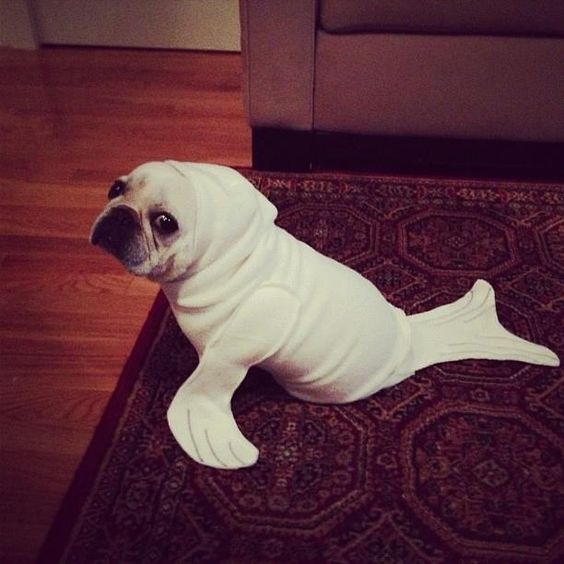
<box><xmin>319</xmin><ymin>0</ymin><xmax>564</xmax><ymax>37</ymax></box>
<box><xmin>314</xmin><ymin>31</ymin><xmax>564</xmax><ymax>141</ymax></box>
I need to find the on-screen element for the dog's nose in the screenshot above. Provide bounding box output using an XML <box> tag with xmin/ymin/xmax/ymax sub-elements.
<box><xmin>91</xmin><ymin>205</ymin><xmax>138</xmax><ymax>254</ymax></box>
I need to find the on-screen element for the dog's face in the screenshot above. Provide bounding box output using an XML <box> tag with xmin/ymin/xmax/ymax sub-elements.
<box><xmin>90</xmin><ymin>162</ymin><xmax>197</xmax><ymax>283</ymax></box>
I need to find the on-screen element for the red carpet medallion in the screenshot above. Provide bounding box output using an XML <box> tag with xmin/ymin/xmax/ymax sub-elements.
<box><xmin>41</xmin><ymin>172</ymin><xmax>563</xmax><ymax>563</ymax></box>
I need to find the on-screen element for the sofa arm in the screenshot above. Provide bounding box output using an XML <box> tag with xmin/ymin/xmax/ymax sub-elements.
<box><xmin>240</xmin><ymin>0</ymin><xmax>317</xmax><ymax>131</ymax></box>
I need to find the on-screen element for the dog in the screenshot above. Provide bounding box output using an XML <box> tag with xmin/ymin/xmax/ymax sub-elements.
<box><xmin>91</xmin><ymin>161</ymin><xmax>559</xmax><ymax>469</ymax></box>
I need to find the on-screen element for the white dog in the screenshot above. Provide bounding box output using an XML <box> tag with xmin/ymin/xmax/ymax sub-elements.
<box><xmin>91</xmin><ymin>161</ymin><xmax>559</xmax><ymax>469</ymax></box>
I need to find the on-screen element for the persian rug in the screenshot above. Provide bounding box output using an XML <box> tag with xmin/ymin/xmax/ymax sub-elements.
<box><xmin>41</xmin><ymin>172</ymin><xmax>563</xmax><ymax>563</ymax></box>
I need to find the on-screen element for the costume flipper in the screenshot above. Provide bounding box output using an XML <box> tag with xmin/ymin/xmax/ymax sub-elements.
<box><xmin>167</xmin><ymin>284</ymin><xmax>300</xmax><ymax>469</ymax></box>
<box><xmin>404</xmin><ymin>279</ymin><xmax>559</xmax><ymax>373</ymax></box>
<box><xmin>167</xmin><ymin>367</ymin><xmax>259</xmax><ymax>469</ymax></box>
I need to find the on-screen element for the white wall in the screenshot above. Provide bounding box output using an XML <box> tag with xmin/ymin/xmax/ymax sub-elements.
<box><xmin>1</xmin><ymin>0</ymin><xmax>240</xmax><ymax>51</ymax></box>
<box><xmin>0</xmin><ymin>0</ymin><xmax>37</xmax><ymax>49</ymax></box>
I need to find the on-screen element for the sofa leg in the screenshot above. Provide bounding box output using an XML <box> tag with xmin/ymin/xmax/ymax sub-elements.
<box><xmin>252</xmin><ymin>128</ymin><xmax>313</xmax><ymax>172</ymax></box>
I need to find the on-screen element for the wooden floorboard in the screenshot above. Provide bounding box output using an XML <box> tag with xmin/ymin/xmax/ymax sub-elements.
<box><xmin>0</xmin><ymin>46</ymin><xmax>251</xmax><ymax>563</ymax></box>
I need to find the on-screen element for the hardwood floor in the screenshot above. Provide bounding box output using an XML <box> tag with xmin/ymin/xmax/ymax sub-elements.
<box><xmin>0</xmin><ymin>46</ymin><xmax>251</xmax><ymax>563</ymax></box>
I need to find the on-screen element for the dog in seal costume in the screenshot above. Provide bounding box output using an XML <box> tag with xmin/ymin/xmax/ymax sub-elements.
<box><xmin>90</xmin><ymin>161</ymin><xmax>560</xmax><ymax>469</ymax></box>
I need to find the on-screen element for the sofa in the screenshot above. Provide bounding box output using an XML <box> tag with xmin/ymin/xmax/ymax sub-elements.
<box><xmin>239</xmin><ymin>0</ymin><xmax>564</xmax><ymax>176</ymax></box>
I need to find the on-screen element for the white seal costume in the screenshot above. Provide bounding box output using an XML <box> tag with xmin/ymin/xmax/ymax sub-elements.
<box><xmin>90</xmin><ymin>161</ymin><xmax>560</xmax><ymax>469</ymax></box>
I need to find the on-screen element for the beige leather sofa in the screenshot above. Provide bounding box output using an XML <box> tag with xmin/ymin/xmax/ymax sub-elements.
<box><xmin>240</xmin><ymin>0</ymin><xmax>564</xmax><ymax>175</ymax></box>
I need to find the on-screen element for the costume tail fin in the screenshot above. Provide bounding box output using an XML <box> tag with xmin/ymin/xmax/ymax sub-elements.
<box><xmin>404</xmin><ymin>279</ymin><xmax>559</xmax><ymax>373</ymax></box>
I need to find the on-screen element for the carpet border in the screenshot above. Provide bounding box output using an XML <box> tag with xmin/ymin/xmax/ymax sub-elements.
<box><xmin>240</xmin><ymin>167</ymin><xmax>564</xmax><ymax>188</ymax></box>
<box><xmin>37</xmin><ymin>290</ymin><xmax>169</xmax><ymax>564</ymax></box>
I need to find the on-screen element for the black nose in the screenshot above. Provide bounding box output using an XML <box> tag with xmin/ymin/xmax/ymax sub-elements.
<box><xmin>91</xmin><ymin>205</ymin><xmax>139</xmax><ymax>255</ymax></box>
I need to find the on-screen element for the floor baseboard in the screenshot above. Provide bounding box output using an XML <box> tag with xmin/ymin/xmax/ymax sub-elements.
<box><xmin>252</xmin><ymin>128</ymin><xmax>564</xmax><ymax>181</ymax></box>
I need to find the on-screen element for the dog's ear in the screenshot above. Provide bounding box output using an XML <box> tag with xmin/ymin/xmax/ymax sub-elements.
<box><xmin>165</xmin><ymin>161</ymin><xmax>277</xmax><ymax>271</ymax></box>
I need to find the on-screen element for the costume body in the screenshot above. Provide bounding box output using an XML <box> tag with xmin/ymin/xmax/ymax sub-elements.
<box><xmin>246</xmin><ymin>228</ymin><xmax>412</xmax><ymax>403</ymax></box>
<box><xmin>161</xmin><ymin>162</ymin><xmax>559</xmax><ymax>469</ymax></box>
<box><xmin>165</xmin><ymin>222</ymin><xmax>412</xmax><ymax>405</ymax></box>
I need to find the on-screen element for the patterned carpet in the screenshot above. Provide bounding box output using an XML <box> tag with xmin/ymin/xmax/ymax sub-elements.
<box><xmin>42</xmin><ymin>172</ymin><xmax>563</xmax><ymax>563</ymax></box>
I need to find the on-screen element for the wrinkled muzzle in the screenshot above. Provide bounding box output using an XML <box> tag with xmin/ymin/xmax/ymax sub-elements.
<box><xmin>90</xmin><ymin>205</ymin><xmax>149</xmax><ymax>268</ymax></box>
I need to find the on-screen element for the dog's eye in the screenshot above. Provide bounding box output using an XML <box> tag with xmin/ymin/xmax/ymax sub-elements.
<box><xmin>152</xmin><ymin>213</ymin><xmax>179</xmax><ymax>236</ymax></box>
<box><xmin>108</xmin><ymin>180</ymin><xmax>126</xmax><ymax>200</ymax></box>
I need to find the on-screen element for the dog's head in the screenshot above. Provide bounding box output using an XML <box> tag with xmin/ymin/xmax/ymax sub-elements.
<box><xmin>90</xmin><ymin>161</ymin><xmax>277</xmax><ymax>284</ymax></box>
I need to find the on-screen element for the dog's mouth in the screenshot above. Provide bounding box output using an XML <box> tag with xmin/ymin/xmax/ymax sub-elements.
<box><xmin>146</xmin><ymin>263</ymin><xmax>167</xmax><ymax>281</ymax></box>
<box><xmin>94</xmin><ymin>237</ymin><xmax>149</xmax><ymax>273</ymax></box>
<box><xmin>146</xmin><ymin>254</ymin><xmax>186</xmax><ymax>283</ymax></box>
<box><xmin>91</xmin><ymin>205</ymin><xmax>151</xmax><ymax>270</ymax></box>
<box><xmin>122</xmin><ymin>257</ymin><xmax>151</xmax><ymax>275</ymax></box>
